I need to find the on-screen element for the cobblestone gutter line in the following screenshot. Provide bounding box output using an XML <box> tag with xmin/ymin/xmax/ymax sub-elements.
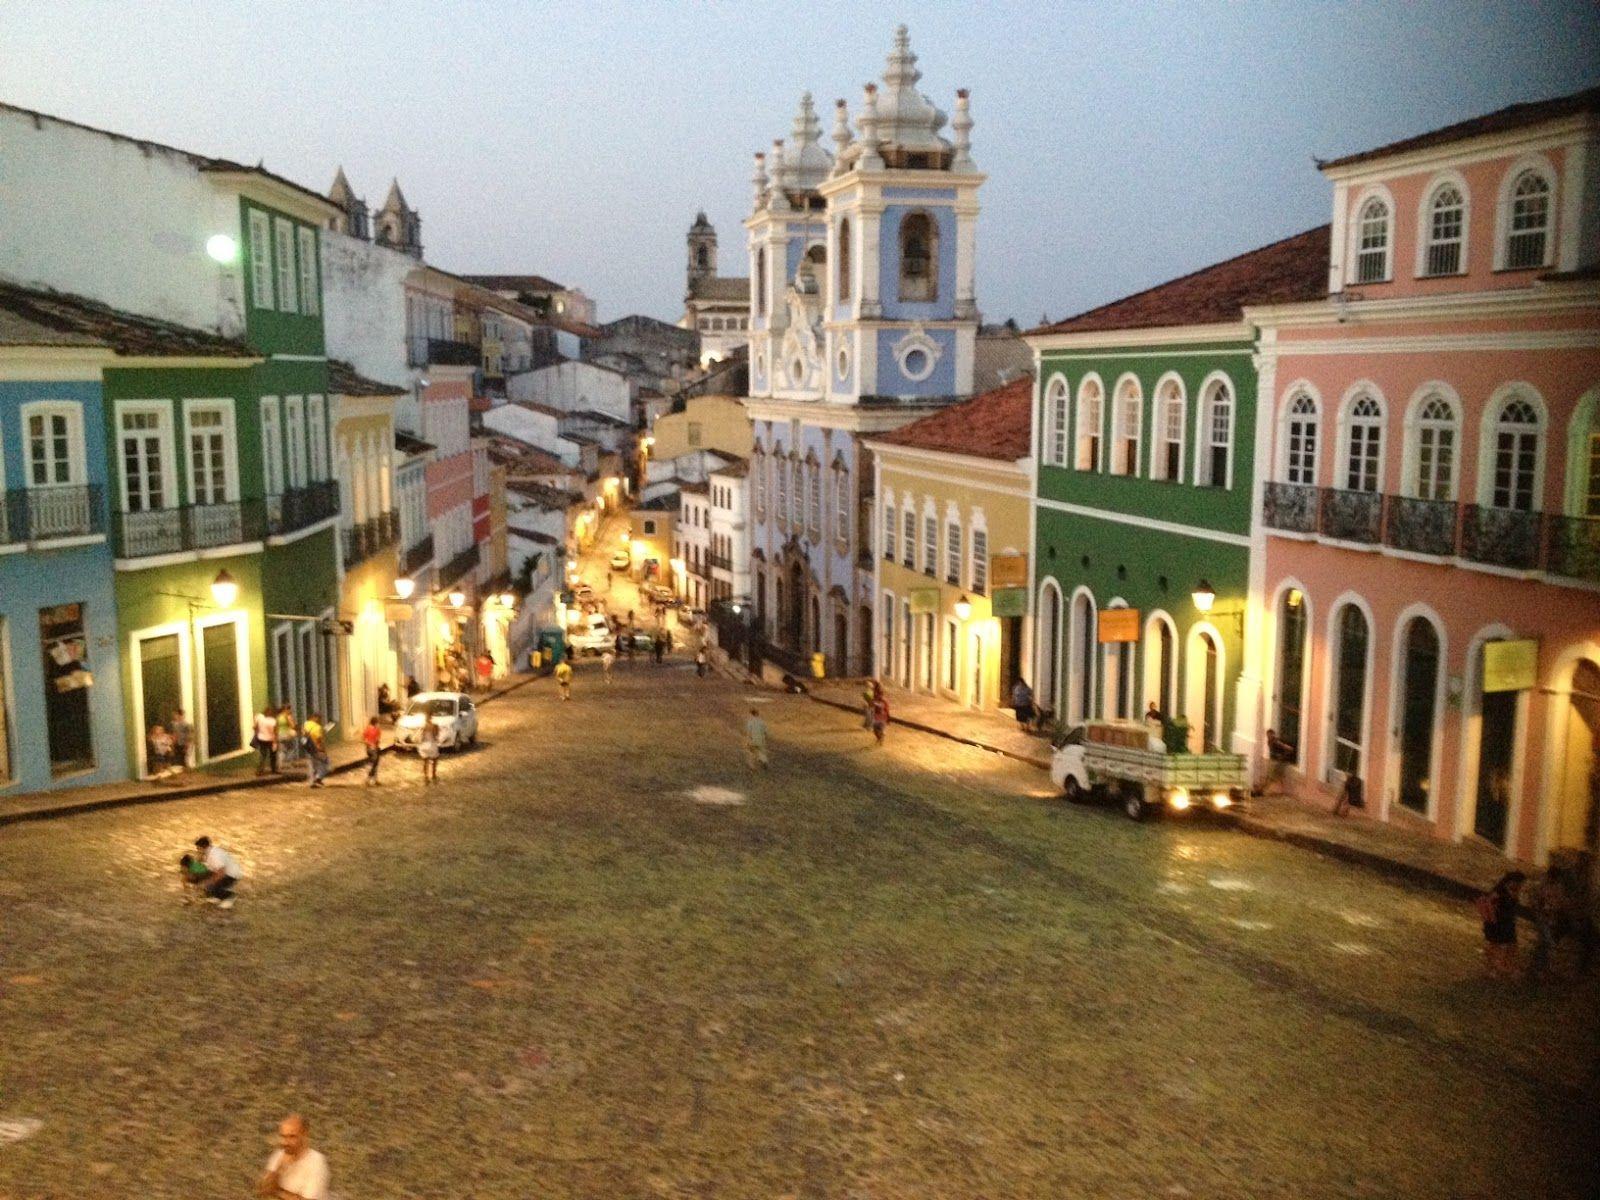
<box><xmin>0</xmin><ymin>673</ymin><xmax>542</xmax><ymax>829</ymax></box>
<box><xmin>806</xmin><ymin>691</ymin><xmax>1053</xmax><ymax>770</ymax></box>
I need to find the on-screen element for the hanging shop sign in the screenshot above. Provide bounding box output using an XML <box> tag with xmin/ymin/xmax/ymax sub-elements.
<box><xmin>908</xmin><ymin>588</ymin><xmax>941</xmax><ymax>614</ymax></box>
<box><xmin>1482</xmin><ymin>638</ymin><xmax>1538</xmax><ymax>693</ymax></box>
<box><xmin>989</xmin><ymin>554</ymin><xmax>1028</xmax><ymax>588</ymax></box>
<box><xmin>990</xmin><ymin>587</ymin><xmax>1028</xmax><ymax>618</ymax></box>
<box><xmin>1097</xmin><ymin>608</ymin><xmax>1141</xmax><ymax>644</ymax></box>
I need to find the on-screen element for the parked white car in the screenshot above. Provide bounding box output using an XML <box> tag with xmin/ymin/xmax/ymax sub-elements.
<box><xmin>566</xmin><ymin>612</ymin><xmax>615</xmax><ymax>655</ymax></box>
<box><xmin>609</xmin><ymin>550</ymin><xmax>632</xmax><ymax>571</ymax></box>
<box><xmin>395</xmin><ymin>692</ymin><xmax>479</xmax><ymax>751</ymax></box>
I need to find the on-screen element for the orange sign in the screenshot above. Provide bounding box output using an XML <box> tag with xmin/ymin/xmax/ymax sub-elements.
<box><xmin>989</xmin><ymin>554</ymin><xmax>1028</xmax><ymax>588</ymax></box>
<box><xmin>1097</xmin><ymin>608</ymin><xmax>1140</xmax><ymax>643</ymax></box>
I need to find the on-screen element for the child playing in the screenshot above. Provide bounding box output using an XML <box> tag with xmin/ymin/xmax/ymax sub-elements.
<box><xmin>555</xmin><ymin>658</ymin><xmax>573</xmax><ymax>701</ymax></box>
<box><xmin>178</xmin><ymin>852</ymin><xmax>210</xmax><ymax>902</ymax></box>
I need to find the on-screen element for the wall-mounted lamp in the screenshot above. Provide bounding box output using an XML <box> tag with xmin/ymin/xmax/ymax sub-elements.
<box><xmin>210</xmin><ymin>569</ymin><xmax>239</xmax><ymax>608</ymax></box>
<box><xmin>394</xmin><ymin>577</ymin><xmax>416</xmax><ymax>601</ymax></box>
<box><xmin>953</xmin><ymin>594</ymin><xmax>973</xmax><ymax>622</ymax></box>
<box><xmin>1191</xmin><ymin>580</ymin><xmax>1216</xmax><ymax>613</ymax></box>
<box><xmin>205</xmin><ymin>234</ymin><xmax>238</xmax><ymax>264</ymax></box>
<box><xmin>449</xmin><ymin>590</ymin><xmax>467</xmax><ymax>609</ymax></box>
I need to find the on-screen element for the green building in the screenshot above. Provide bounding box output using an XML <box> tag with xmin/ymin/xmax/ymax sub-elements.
<box><xmin>109</xmin><ymin>176</ymin><xmax>344</xmax><ymax>777</ymax></box>
<box><xmin>1025</xmin><ymin>228</ymin><xmax>1327</xmax><ymax>756</ymax></box>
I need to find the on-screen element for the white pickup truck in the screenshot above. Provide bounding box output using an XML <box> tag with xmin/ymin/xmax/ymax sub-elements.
<box><xmin>1049</xmin><ymin>720</ymin><xmax>1249</xmax><ymax>822</ymax></box>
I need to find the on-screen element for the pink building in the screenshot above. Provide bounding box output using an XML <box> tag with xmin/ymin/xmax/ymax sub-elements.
<box><xmin>1246</xmin><ymin>87</ymin><xmax>1600</xmax><ymax>867</ymax></box>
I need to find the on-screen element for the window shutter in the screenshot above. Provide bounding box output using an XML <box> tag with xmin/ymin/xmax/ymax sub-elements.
<box><xmin>297</xmin><ymin>227</ymin><xmax>320</xmax><ymax>315</ymax></box>
<box><xmin>249</xmin><ymin>211</ymin><xmax>274</xmax><ymax>309</ymax></box>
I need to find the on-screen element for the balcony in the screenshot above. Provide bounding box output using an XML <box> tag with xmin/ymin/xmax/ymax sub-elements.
<box><xmin>400</xmin><ymin>532</ymin><xmax>435</xmax><ymax>577</ymax></box>
<box><xmin>436</xmin><ymin>542</ymin><xmax>480</xmax><ymax>588</ymax></box>
<box><xmin>1319</xmin><ymin>487</ymin><xmax>1383</xmax><ymax>544</ymax></box>
<box><xmin>269</xmin><ymin>480</ymin><xmax>339</xmax><ymax>537</ymax></box>
<box><xmin>113</xmin><ymin>500</ymin><xmax>266</xmax><ymax>559</ymax></box>
<box><xmin>0</xmin><ymin>484</ymin><xmax>104</xmax><ymax>545</ymax></box>
<box><xmin>707</xmin><ymin>552</ymin><xmax>733</xmax><ymax>572</ymax></box>
<box><xmin>1262</xmin><ymin>480</ymin><xmax>1600</xmax><ymax>585</ymax></box>
<box><xmin>341</xmin><ymin>510</ymin><xmax>400</xmax><ymax>568</ymax></box>
<box><xmin>406</xmin><ymin>335</ymin><xmax>480</xmax><ymax>368</ymax></box>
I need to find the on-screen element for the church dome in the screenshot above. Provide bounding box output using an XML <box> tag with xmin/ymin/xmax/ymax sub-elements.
<box><xmin>871</xmin><ymin>25</ymin><xmax>950</xmax><ymax>162</ymax></box>
<box><xmin>783</xmin><ymin>93</ymin><xmax>833</xmax><ymax>192</ymax></box>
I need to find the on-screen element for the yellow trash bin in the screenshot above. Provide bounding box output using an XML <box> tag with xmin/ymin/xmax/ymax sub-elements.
<box><xmin>811</xmin><ymin>651</ymin><xmax>826</xmax><ymax>679</ymax></box>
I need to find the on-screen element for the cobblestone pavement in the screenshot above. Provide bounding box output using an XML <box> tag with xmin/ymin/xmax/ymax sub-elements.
<box><xmin>1</xmin><ymin>663</ymin><xmax>1596</xmax><ymax>1199</ymax></box>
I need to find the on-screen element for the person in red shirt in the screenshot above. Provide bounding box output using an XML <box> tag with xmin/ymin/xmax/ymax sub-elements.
<box><xmin>362</xmin><ymin>715</ymin><xmax>383</xmax><ymax>786</ymax></box>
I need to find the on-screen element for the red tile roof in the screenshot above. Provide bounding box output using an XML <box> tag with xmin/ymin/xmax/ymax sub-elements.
<box><xmin>1320</xmin><ymin>84</ymin><xmax>1600</xmax><ymax>170</ymax></box>
<box><xmin>873</xmin><ymin>374</ymin><xmax>1034</xmax><ymax>462</ymax></box>
<box><xmin>1032</xmin><ymin>226</ymin><xmax>1329</xmax><ymax>336</ymax></box>
<box><xmin>0</xmin><ymin>279</ymin><xmax>256</xmax><ymax>358</ymax></box>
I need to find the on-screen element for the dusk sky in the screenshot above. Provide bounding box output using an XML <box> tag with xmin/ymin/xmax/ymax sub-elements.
<box><xmin>5</xmin><ymin>2</ymin><xmax>1599</xmax><ymax>327</ymax></box>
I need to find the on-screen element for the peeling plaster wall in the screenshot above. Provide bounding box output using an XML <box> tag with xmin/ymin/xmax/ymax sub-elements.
<box><xmin>320</xmin><ymin>228</ymin><xmax>411</xmax><ymax>387</ymax></box>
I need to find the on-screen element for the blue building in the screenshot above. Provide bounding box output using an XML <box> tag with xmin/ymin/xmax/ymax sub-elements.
<box><xmin>744</xmin><ymin>26</ymin><xmax>985</xmax><ymax>674</ymax></box>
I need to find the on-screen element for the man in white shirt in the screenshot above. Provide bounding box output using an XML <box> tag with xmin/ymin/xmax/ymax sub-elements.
<box><xmin>256</xmin><ymin>1113</ymin><xmax>329</xmax><ymax>1200</ymax></box>
<box><xmin>193</xmin><ymin>836</ymin><xmax>242</xmax><ymax>910</ymax></box>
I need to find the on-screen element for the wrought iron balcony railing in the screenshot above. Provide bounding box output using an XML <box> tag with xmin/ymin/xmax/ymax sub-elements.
<box><xmin>113</xmin><ymin>499</ymin><xmax>265</xmax><ymax>559</ymax></box>
<box><xmin>1546</xmin><ymin>514</ymin><xmax>1600</xmax><ymax>582</ymax></box>
<box><xmin>707</xmin><ymin>552</ymin><xmax>733</xmax><ymax>572</ymax></box>
<box><xmin>400</xmin><ymin>532</ymin><xmax>434</xmax><ymax>577</ymax></box>
<box><xmin>0</xmin><ymin>484</ymin><xmax>104</xmax><ymax>544</ymax></box>
<box><xmin>341</xmin><ymin>510</ymin><xmax>400</xmax><ymax>568</ymax></box>
<box><xmin>269</xmin><ymin>480</ymin><xmax>340</xmax><ymax>536</ymax></box>
<box><xmin>1319</xmin><ymin>487</ymin><xmax>1383</xmax><ymax>544</ymax></box>
<box><xmin>1460</xmin><ymin>505</ymin><xmax>1542</xmax><ymax>571</ymax></box>
<box><xmin>1262</xmin><ymin>482</ymin><xmax>1319</xmax><ymax>534</ymax></box>
<box><xmin>436</xmin><ymin>542</ymin><xmax>481</xmax><ymax>588</ymax></box>
<box><xmin>405</xmin><ymin>335</ymin><xmax>481</xmax><ymax>368</ymax></box>
<box><xmin>1384</xmin><ymin>495</ymin><xmax>1457</xmax><ymax>558</ymax></box>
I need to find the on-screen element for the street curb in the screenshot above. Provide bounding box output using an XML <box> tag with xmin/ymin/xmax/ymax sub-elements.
<box><xmin>806</xmin><ymin>693</ymin><xmax>1053</xmax><ymax>771</ymax></box>
<box><xmin>0</xmin><ymin>672</ymin><xmax>544</xmax><ymax>829</ymax></box>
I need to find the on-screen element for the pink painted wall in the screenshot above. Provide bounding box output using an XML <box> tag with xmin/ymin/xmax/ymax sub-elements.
<box><xmin>426</xmin><ymin>453</ymin><xmax>474</xmax><ymax>519</ymax></box>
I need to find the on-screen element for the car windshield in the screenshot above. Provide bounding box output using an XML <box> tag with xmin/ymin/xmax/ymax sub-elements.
<box><xmin>407</xmin><ymin>699</ymin><xmax>456</xmax><ymax>718</ymax></box>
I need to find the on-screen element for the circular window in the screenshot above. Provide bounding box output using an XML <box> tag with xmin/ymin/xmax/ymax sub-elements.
<box><xmin>790</xmin><ymin>357</ymin><xmax>807</xmax><ymax>386</ymax></box>
<box><xmin>836</xmin><ymin>345</ymin><xmax>850</xmax><ymax>381</ymax></box>
<box><xmin>902</xmin><ymin>347</ymin><xmax>931</xmax><ymax>381</ymax></box>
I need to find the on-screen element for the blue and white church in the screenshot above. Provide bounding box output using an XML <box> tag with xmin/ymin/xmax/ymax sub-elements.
<box><xmin>744</xmin><ymin>26</ymin><xmax>983</xmax><ymax>674</ymax></box>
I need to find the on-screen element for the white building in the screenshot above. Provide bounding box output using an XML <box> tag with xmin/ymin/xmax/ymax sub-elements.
<box><xmin>708</xmin><ymin>459</ymin><xmax>751</xmax><ymax>604</ymax></box>
<box><xmin>674</xmin><ymin>483</ymin><xmax>713</xmax><ymax>609</ymax></box>
<box><xmin>508</xmin><ymin>359</ymin><xmax>632</xmax><ymax>424</ymax></box>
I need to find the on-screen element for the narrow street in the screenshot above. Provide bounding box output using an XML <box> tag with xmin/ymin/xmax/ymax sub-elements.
<box><xmin>1</xmin><ymin>596</ymin><xmax>1594</xmax><ymax>1198</ymax></box>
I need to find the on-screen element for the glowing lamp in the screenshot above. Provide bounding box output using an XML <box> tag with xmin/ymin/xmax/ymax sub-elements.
<box><xmin>953</xmin><ymin>595</ymin><xmax>973</xmax><ymax>622</ymax></box>
<box><xmin>205</xmin><ymin>234</ymin><xmax>238</xmax><ymax>263</ymax></box>
<box><xmin>394</xmin><ymin>577</ymin><xmax>416</xmax><ymax>600</ymax></box>
<box><xmin>210</xmin><ymin>569</ymin><xmax>239</xmax><ymax>608</ymax></box>
<box><xmin>449</xmin><ymin>590</ymin><xmax>466</xmax><ymax>609</ymax></box>
<box><xmin>1191</xmin><ymin>580</ymin><xmax>1216</xmax><ymax>613</ymax></box>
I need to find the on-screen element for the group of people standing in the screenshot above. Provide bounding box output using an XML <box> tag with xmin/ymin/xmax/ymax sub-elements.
<box><xmin>250</xmin><ymin>704</ymin><xmax>331</xmax><ymax>786</ymax></box>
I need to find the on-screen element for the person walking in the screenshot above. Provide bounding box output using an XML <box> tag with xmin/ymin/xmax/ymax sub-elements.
<box><xmin>861</xmin><ymin>680</ymin><xmax>878</xmax><ymax>729</ymax></box>
<box><xmin>255</xmin><ymin>1113</ymin><xmax>330</xmax><ymax>1200</ymax></box>
<box><xmin>192</xmin><ymin>836</ymin><xmax>242</xmax><ymax>910</ymax></box>
<box><xmin>1010</xmin><ymin>678</ymin><xmax>1036</xmax><ymax>732</ymax></box>
<box><xmin>475</xmin><ymin>651</ymin><xmax>494</xmax><ymax>692</ymax></box>
<box><xmin>555</xmin><ymin>657</ymin><xmax>573</xmax><ymax>701</ymax></box>
<box><xmin>745</xmin><ymin>704</ymin><xmax>770</xmax><ymax>771</ymax></box>
<box><xmin>418</xmin><ymin>716</ymin><xmax>440</xmax><ymax>785</ymax></box>
<box><xmin>169</xmin><ymin>708</ymin><xmax>192</xmax><ymax>776</ymax></box>
<box><xmin>695</xmin><ymin>646</ymin><xmax>708</xmax><ymax>678</ymax></box>
<box><xmin>600</xmin><ymin>649</ymin><xmax>615</xmax><ymax>683</ymax></box>
<box><xmin>1479</xmin><ymin>870</ymin><xmax>1527</xmax><ymax>979</ymax></box>
<box><xmin>252</xmin><ymin>705</ymin><xmax>280</xmax><ymax>775</ymax></box>
<box><xmin>302</xmin><ymin>712</ymin><xmax>329</xmax><ymax>788</ymax></box>
<box><xmin>870</xmin><ymin>689</ymin><xmax>891</xmax><ymax>746</ymax></box>
<box><xmin>276</xmin><ymin>704</ymin><xmax>298</xmax><ymax>771</ymax></box>
<box><xmin>653</xmin><ymin>635</ymin><xmax>665</xmax><ymax>665</ymax></box>
<box><xmin>362</xmin><ymin>715</ymin><xmax>383</xmax><ymax>786</ymax></box>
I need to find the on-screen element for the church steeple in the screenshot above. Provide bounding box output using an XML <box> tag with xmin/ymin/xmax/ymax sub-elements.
<box><xmin>375</xmin><ymin>178</ymin><xmax>423</xmax><ymax>259</ymax></box>
<box><xmin>327</xmin><ymin>167</ymin><xmax>370</xmax><ymax>239</ymax></box>
<box><xmin>688</xmin><ymin>211</ymin><xmax>717</xmax><ymax>287</ymax></box>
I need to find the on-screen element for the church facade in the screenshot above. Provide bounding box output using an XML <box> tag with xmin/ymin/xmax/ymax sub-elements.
<box><xmin>744</xmin><ymin>26</ymin><xmax>984</xmax><ymax>676</ymax></box>
<box><xmin>681</xmin><ymin>212</ymin><xmax>750</xmax><ymax>367</ymax></box>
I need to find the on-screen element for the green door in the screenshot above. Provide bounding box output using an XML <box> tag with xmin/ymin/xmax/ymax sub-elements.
<box><xmin>202</xmin><ymin>621</ymin><xmax>243</xmax><ymax>759</ymax></box>
<box><xmin>138</xmin><ymin>633</ymin><xmax>183</xmax><ymax>776</ymax></box>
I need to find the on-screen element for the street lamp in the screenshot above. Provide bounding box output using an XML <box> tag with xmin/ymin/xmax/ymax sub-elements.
<box><xmin>210</xmin><ymin>569</ymin><xmax>239</xmax><ymax>608</ymax></box>
<box><xmin>1191</xmin><ymin>580</ymin><xmax>1217</xmax><ymax>613</ymax></box>
<box><xmin>953</xmin><ymin>594</ymin><xmax>973</xmax><ymax>622</ymax></box>
<box><xmin>205</xmin><ymin>233</ymin><xmax>238</xmax><ymax>263</ymax></box>
<box><xmin>394</xmin><ymin>577</ymin><xmax>416</xmax><ymax>601</ymax></box>
<box><xmin>500</xmin><ymin>592</ymin><xmax>516</xmax><ymax>608</ymax></box>
<box><xmin>449</xmin><ymin>590</ymin><xmax>466</xmax><ymax>609</ymax></box>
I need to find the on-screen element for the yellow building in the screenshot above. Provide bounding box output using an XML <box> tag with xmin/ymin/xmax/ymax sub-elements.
<box><xmin>330</xmin><ymin>363</ymin><xmax>406</xmax><ymax>725</ymax></box>
<box><xmin>865</xmin><ymin>376</ymin><xmax>1034</xmax><ymax>712</ymax></box>
<box><xmin>627</xmin><ymin>496</ymin><xmax>677</xmax><ymax>588</ymax></box>
<box><xmin>648</xmin><ymin>393</ymin><xmax>751</xmax><ymax>462</ymax></box>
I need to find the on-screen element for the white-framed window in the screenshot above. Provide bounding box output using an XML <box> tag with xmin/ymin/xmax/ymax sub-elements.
<box><xmin>1284</xmin><ymin>392</ymin><xmax>1320</xmax><ymax>486</ymax></box>
<box><xmin>21</xmin><ymin>401</ymin><xmax>85</xmax><ymax>487</ymax></box>
<box><xmin>945</xmin><ymin>514</ymin><xmax>962</xmax><ymax>586</ymax></box>
<box><xmin>297</xmin><ymin>226</ymin><xmax>320</xmax><ymax>316</ymax></box>
<box><xmin>922</xmin><ymin>508</ymin><xmax>936</xmax><ymax>576</ymax></box>
<box><xmin>1488</xmin><ymin>394</ymin><xmax>1542</xmax><ymax>511</ymax></box>
<box><xmin>1408</xmin><ymin>392</ymin><xmax>1458</xmax><ymax>500</ymax></box>
<box><xmin>1341</xmin><ymin>393</ymin><xmax>1384</xmax><ymax>494</ymax></box>
<box><xmin>117</xmin><ymin>403</ymin><xmax>175</xmax><ymax>513</ymax></box>
<box><xmin>1111</xmin><ymin>377</ymin><xmax>1142</xmax><ymax>476</ymax></box>
<box><xmin>1354</xmin><ymin>196</ymin><xmax>1391</xmax><ymax>284</ymax></box>
<box><xmin>274</xmin><ymin>217</ymin><xmax>299</xmax><ymax>314</ymax></box>
<box><xmin>943</xmin><ymin>617</ymin><xmax>959</xmax><ymax>690</ymax></box>
<box><xmin>774</xmin><ymin>451</ymin><xmax>787</xmax><ymax>524</ymax></box>
<box><xmin>902</xmin><ymin>506</ymin><xmax>915</xmax><ymax>568</ymax></box>
<box><xmin>1044</xmin><ymin>375</ymin><xmax>1069</xmax><ymax>466</ymax></box>
<box><xmin>1151</xmin><ymin>378</ymin><xmax>1185</xmax><ymax>482</ymax></box>
<box><xmin>883</xmin><ymin>497</ymin><xmax>897</xmax><ymax>561</ymax></box>
<box><xmin>248</xmin><ymin>209</ymin><xmax>274</xmax><ymax>309</ymax></box>
<box><xmin>284</xmin><ymin>396</ymin><xmax>307</xmax><ymax>488</ymax></box>
<box><xmin>970</xmin><ymin>523</ymin><xmax>988</xmax><ymax>595</ymax></box>
<box><xmin>1075</xmin><ymin>377</ymin><xmax>1103</xmax><ymax>471</ymax></box>
<box><xmin>752</xmin><ymin>447</ymin><xmax>766</xmax><ymax>516</ymax></box>
<box><xmin>306</xmin><ymin>395</ymin><xmax>328</xmax><ymax>480</ymax></box>
<box><xmin>1422</xmin><ymin>183</ymin><xmax>1465</xmax><ymax>277</ymax></box>
<box><xmin>259</xmin><ymin>397</ymin><xmax>284</xmax><ymax>497</ymax></box>
<box><xmin>1504</xmin><ymin>170</ymin><xmax>1553</xmax><ymax>270</ymax></box>
<box><xmin>1197</xmin><ymin>379</ymin><xmax>1233</xmax><ymax>488</ymax></box>
<box><xmin>834</xmin><ymin>464</ymin><xmax>849</xmax><ymax>542</ymax></box>
<box><xmin>183</xmin><ymin>400</ymin><xmax>237</xmax><ymax>505</ymax></box>
<box><xmin>807</xmin><ymin>460</ymin><xmax>821</xmax><ymax>534</ymax></box>
<box><xmin>790</xmin><ymin>456</ymin><xmax>803</xmax><ymax>528</ymax></box>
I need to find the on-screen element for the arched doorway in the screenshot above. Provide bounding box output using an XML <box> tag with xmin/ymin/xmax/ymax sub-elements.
<box><xmin>1330</xmin><ymin>604</ymin><xmax>1370</xmax><ymax>780</ymax></box>
<box><xmin>785</xmin><ymin>562</ymin><xmax>804</xmax><ymax>649</ymax></box>
<box><xmin>809</xmin><ymin>595</ymin><xmax>821</xmax><ymax>654</ymax></box>
<box><xmin>1037</xmin><ymin>580</ymin><xmax>1062</xmax><ymax>716</ymax></box>
<box><xmin>858</xmin><ymin>605</ymin><xmax>872</xmax><ymax>678</ymax></box>
<box><xmin>833</xmin><ymin>606</ymin><xmax>848</xmax><ymax>673</ymax></box>
<box><xmin>1472</xmin><ymin>639</ymin><xmax>1518</xmax><ymax>849</ymax></box>
<box><xmin>1396</xmin><ymin>617</ymin><xmax>1442</xmax><ymax>814</ymax></box>
<box><xmin>1551</xmin><ymin>659</ymin><xmax>1600</xmax><ymax>858</ymax></box>
<box><xmin>1069</xmin><ymin>590</ymin><xmax>1096</xmax><ymax>724</ymax></box>
<box><xmin>1273</xmin><ymin>589</ymin><xmax>1308</xmax><ymax>763</ymax></box>
<box><xmin>1186</xmin><ymin>626</ymin><xmax>1222</xmax><ymax>752</ymax></box>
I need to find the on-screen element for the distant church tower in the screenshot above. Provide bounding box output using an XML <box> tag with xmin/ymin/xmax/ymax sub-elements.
<box><xmin>688</xmin><ymin>211</ymin><xmax>718</xmax><ymax>288</ymax></box>
<box><xmin>375</xmin><ymin>179</ymin><xmax>423</xmax><ymax>259</ymax></box>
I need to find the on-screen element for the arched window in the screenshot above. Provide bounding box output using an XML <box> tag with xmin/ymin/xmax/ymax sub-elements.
<box><xmin>1355</xmin><ymin>196</ymin><xmax>1391</xmax><ymax>283</ymax></box>
<box><xmin>1329</xmin><ymin>602</ymin><xmax>1370</xmax><ymax>779</ymax></box>
<box><xmin>922</xmin><ymin>507</ymin><xmax>937</xmax><ymax>576</ymax></box>
<box><xmin>1075</xmin><ymin>377</ymin><xmax>1103</xmax><ymax>472</ymax></box>
<box><xmin>901</xmin><ymin>505</ymin><xmax>915</xmax><ymax>568</ymax></box>
<box><xmin>1143</xmin><ymin>612</ymin><xmax>1177</xmax><ymax>718</ymax></box>
<box><xmin>899</xmin><ymin>212</ymin><xmax>937</xmax><ymax>302</ymax></box>
<box><xmin>1505</xmin><ymin>171</ymin><xmax>1552</xmax><ymax>269</ymax></box>
<box><xmin>1044</xmin><ymin>376</ymin><xmax>1069</xmax><ymax>466</ymax></box>
<box><xmin>752</xmin><ymin>445</ymin><xmax>767</xmax><ymax>517</ymax></box>
<box><xmin>1284</xmin><ymin>392</ymin><xmax>1320</xmax><ymax>486</ymax></box>
<box><xmin>838</xmin><ymin>218</ymin><xmax>852</xmax><ymax>302</ymax></box>
<box><xmin>755</xmin><ymin>248</ymin><xmax>767</xmax><ymax>317</ymax></box>
<box><xmin>1037</xmin><ymin>580</ymin><xmax>1063</xmax><ymax>715</ymax></box>
<box><xmin>1423</xmin><ymin>184</ymin><xmax>1465</xmax><ymax>276</ymax></box>
<box><xmin>1409</xmin><ymin>394</ymin><xmax>1457</xmax><ymax>500</ymax></box>
<box><xmin>1197</xmin><ymin>379</ymin><xmax>1233</xmax><ymax>488</ymax></box>
<box><xmin>1273</xmin><ymin>587</ymin><xmax>1307</xmax><ymax>762</ymax></box>
<box><xmin>1151</xmin><ymin>379</ymin><xmax>1185</xmax><ymax>482</ymax></box>
<box><xmin>882</xmin><ymin>496</ymin><xmax>896</xmax><ymax>561</ymax></box>
<box><xmin>1342</xmin><ymin>394</ymin><xmax>1384</xmax><ymax>493</ymax></box>
<box><xmin>1396</xmin><ymin>615</ymin><xmax>1442</xmax><ymax>815</ymax></box>
<box><xmin>1111</xmin><ymin>378</ymin><xmax>1142</xmax><ymax>476</ymax></box>
<box><xmin>695</xmin><ymin>245</ymin><xmax>709</xmax><ymax>269</ymax></box>
<box><xmin>773</xmin><ymin>448</ymin><xmax>787</xmax><ymax>523</ymax></box>
<box><xmin>1489</xmin><ymin>396</ymin><xmax>1541</xmax><ymax>511</ymax></box>
<box><xmin>945</xmin><ymin>511</ymin><xmax>962</xmax><ymax>585</ymax></box>
<box><xmin>1069</xmin><ymin>590</ymin><xmax>1097</xmax><ymax>724</ymax></box>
